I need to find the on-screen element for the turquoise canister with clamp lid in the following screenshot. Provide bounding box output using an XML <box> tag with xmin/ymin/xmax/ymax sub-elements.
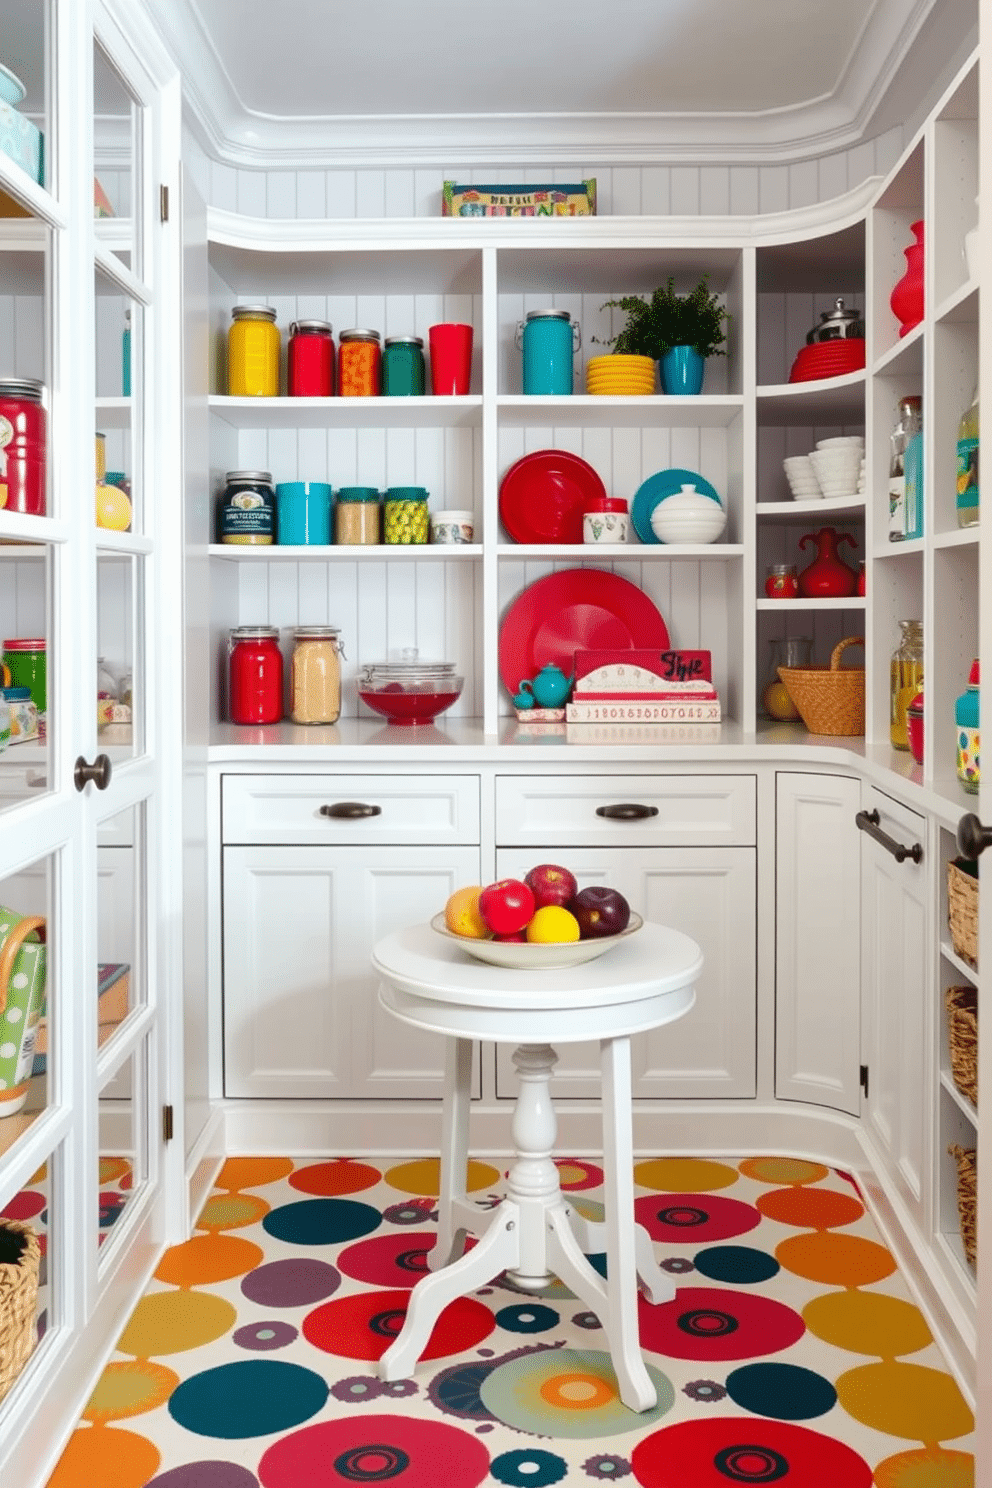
<box><xmin>515</xmin><ymin>309</ymin><xmax>581</xmax><ymax>395</ymax></box>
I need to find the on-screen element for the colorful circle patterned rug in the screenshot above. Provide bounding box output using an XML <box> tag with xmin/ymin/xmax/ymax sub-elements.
<box><xmin>41</xmin><ymin>1156</ymin><xmax>974</xmax><ymax>1487</ymax></box>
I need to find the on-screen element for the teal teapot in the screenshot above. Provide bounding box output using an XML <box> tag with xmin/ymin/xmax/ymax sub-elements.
<box><xmin>515</xmin><ymin>663</ymin><xmax>574</xmax><ymax>709</ymax></box>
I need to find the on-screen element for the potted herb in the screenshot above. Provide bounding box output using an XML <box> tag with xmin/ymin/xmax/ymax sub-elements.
<box><xmin>600</xmin><ymin>276</ymin><xmax>730</xmax><ymax>394</ymax></box>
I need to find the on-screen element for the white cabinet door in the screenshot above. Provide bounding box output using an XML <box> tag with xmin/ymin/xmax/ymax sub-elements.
<box><xmin>224</xmin><ymin>844</ymin><xmax>479</xmax><ymax>1098</ymax></box>
<box><xmin>860</xmin><ymin>787</ymin><xmax>929</xmax><ymax>1227</ymax></box>
<box><xmin>495</xmin><ymin>847</ymin><xmax>755</xmax><ymax>1099</ymax></box>
<box><xmin>775</xmin><ymin>772</ymin><xmax>862</xmax><ymax>1115</ymax></box>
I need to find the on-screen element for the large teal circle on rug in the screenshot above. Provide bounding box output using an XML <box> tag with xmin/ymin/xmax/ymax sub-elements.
<box><xmin>167</xmin><ymin>1359</ymin><xmax>328</xmax><ymax>1439</ymax></box>
<box><xmin>479</xmin><ymin>1348</ymin><xmax>674</xmax><ymax>1437</ymax></box>
<box><xmin>262</xmin><ymin>1198</ymin><xmax>381</xmax><ymax>1246</ymax></box>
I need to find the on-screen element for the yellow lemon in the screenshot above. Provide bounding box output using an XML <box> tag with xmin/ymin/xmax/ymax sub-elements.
<box><xmin>763</xmin><ymin>680</ymin><xmax>801</xmax><ymax>722</ymax></box>
<box><xmin>526</xmin><ymin>905</ymin><xmax>581</xmax><ymax>944</ymax></box>
<box><xmin>96</xmin><ymin>482</ymin><xmax>132</xmax><ymax>531</ymax></box>
<box><xmin>444</xmin><ymin>885</ymin><xmax>490</xmax><ymax>939</ymax></box>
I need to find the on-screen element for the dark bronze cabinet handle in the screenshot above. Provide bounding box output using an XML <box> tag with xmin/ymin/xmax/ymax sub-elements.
<box><xmin>595</xmin><ymin>803</ymin><xmax>660</xmax><ymax>821</ymax></box>
<box><xmin>74</xmin><ymin>754</ymin><xmax>112</xmax><ymax>792</ymax></box>
<box><xmin>957</xmin><ymin>812</ymin><xmax>992</xmax><ymax>859</ymax></box>
<box><xmin>319</xmin><ymin>802</ymin><xmax>383</xmax><ymax>819</ymax></box>
<box><xmin>855</xmin><ymin>808</ymin><xmax>922</xmax><ymax>864</ymax></box>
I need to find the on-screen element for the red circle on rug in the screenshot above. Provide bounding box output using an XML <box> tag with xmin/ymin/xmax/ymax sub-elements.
<box><xmin>634</xmin><ymin>1193</ymin><xmax>761</xmax><ymax>1244</ymax></box>
<box><xmin>289</xmin><ymin>1160</ymin><xmax>382</xmax><ymax>1196</ymax></box>
<box><xmin>631</xmin><ymin>1417</ymin><xmax>872</xmax><ymax>1487</ymax></box>
<box><xmin>302</xmin><ymin>1289</ymin><xmax>494</xmax><ymax>1361</ymax></box>
<box><xmin>637</xmin><ymin>1287</ymin><xmax>805</xmax><ymax>1361</ymax></box>
<box><xmin>755</xmin><ymin>1186</ymin><xmax>863</xmax><ymax>1230</ymax></box>
<box><xmin>258</xmin><ymin>1412</ymin><xmax>490</xmax><ymax>1488</ymax></box>
<box><xmin>1</xmin><ymin>1189</ymin><xmax>46</xmax><ymax>1222</ymax></box>
<box><xmin>336</xmin><ymin>1232</ymin><xmax>436</xmax><ymax>1289</ymax></box>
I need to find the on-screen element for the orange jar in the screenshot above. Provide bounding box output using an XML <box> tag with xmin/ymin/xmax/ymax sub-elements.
<box><xmin>338</xmin><ymin>329</ymin><xmax>381</xmax><ymax>396</ymax></box>
<box><xmin>228</xmin><ymin>304</ymin><xmax>280</xmax><ymax>396</ymax></box>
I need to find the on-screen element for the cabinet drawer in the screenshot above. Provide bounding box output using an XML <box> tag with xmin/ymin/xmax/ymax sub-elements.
<box><xmin>222</xmin><ymin>774</ymin><xmax>480</xmax><ymax>845</ymax></box>
<box><xmin>495</xmin><ymin>774</ymin><xmax>756</xmax><ymax>847</ymax></box>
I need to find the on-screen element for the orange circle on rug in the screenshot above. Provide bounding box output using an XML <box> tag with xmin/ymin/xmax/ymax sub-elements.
<box><xmin>739</xmin><ymin>1157</ymin><xmax>830</xmax><ymax>1186</ymax></box>
<box><xmin>384</xmin><ymin>1158</ymin><xmax>501</xmax><ymax>1196</ymax></box>
<box><xmin>539</xmin><ymin>1370</ymin><xmax>615</xmax><ymax>1409</ymax></box>
<box><xmin>776</xmin><ymin>1231</ymin><xmax>896</xmax><ymax>1287</ymax></box>
<box><xmin>757</xmin><ymin>1185</ymin><xmax>863</xmax><ymax>1229</ymax></box>
<box><xmin>634</xmin><ymin>1158</ymin><xmax>739</xmax><ymax>1192</ymax></box>
<box><xmin>873</xmin><ymin>1444</ymin><xmax>976</xmax><ymax>1487</ymax></box>
<box><xmin>302</xmin><ymin>1288</ymin><xmax>494</xmax><ymax>1361</ymax></box>
<box><xmin>82</xmin><ymin>1360</ymin><xmax>179</xmax><ymax>1423</ymax></box>
<box><xmin>195</xmin><ymin>1192</ymin><xmax>270</xmax><ymax>1232</ymax></box>
<box><xmin>154</xmin><ymin>1232</ymin><xmax>264</xmax><ymax>1288</ymax></box>
<box><xmin>117</xmin><ymin>1288</ymin><xmax>238</xmax><ymax>1358</ymax></box>
<box><xmin>99</xmin><ymin>1156</ymin><xmax>131</xmax><ymax>1185</ymax></box>
<box><xmin>835</xmin><ymin>1361</ymin><xmax>974</xmax><ymax>1443</ymax></box>
<box><xmin>803</xmin><ymin>1289</ymin><xmax>932</xmax><ymax>1359</ymax></box>
<box><xmin>289</xmin><ymin>1159</ymin><xmax>382</xmax><ymax>1195</ymax></box>
<box><xmin>215</xmin><ymin>1156</ymin><xmax>295</xmax><ymax>1191</ymax></box>
<box><xmin>46</xmin><ymin>1424</ymin><xmax>160</xmax><ymax>1488</ymax></box>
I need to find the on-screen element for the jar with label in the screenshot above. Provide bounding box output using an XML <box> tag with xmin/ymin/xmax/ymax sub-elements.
<box><xmin>384</xmin><ymin>487</ymin><xmax>430</xmax><ymax>544</ymax></box>
<box><xmin>228</xmin><ymin>627</ymin><xmax>283</xmax><ymax>725</ymax></box>
<box><xmin>0</xmin><ymin>378</ymin><xmax>47</xmax><ymax>515</ymax></box>
<box><xmin>382</xmin><ymin>336</ymin><xmax>425</xmax><ymax>396</ymax></box>
<box><xmin>890</xmin><ymin>619</ymin><xmax>924</xmax><ymax>749</ymax></box>
<box><xmin>334</xmin><ymin>487</ymin><xmax>381</xmax><ymax>544</ymax></box>
<box><xmin>218</xmin><ymin>470</ymin><xmax>276</xmax><ymax>545</ymax></box>
<box><xmin>764</xmin><ymin>564</ymin><xmax>798</xmax><ymax>598</ymax></box>
<box><xmin>290</xmin><ymin>627</ymin><xmax>343</xmax><ymax>725</ymax></box>
<box><xmin>228</xmin><ymin>305</ymin><xmax>280</xmax><ymax>397</ymax></box>
<box><xmin>338</xmin><ymin>329</ymin><xmax>382</xmax><ymax>396</ymax></box>
<box><xmin>956</xmin><ymin>385</ymin><xmax>979</xmax><ymax>528</ymax></box>
<box><xmin>1</xmin><ymin>688</ymin><xmax>38</xmax><ymax>743</ymax></box>
<box><xmin>288</xmin><ymin>319</ymin><xmax>334</xmax><ymax>396</ymax></box>
<box><xmin>2</xmin><ymin>638</ymin><xmax>46</xmax><ymax>714</ymax></box>
<box><xmin>888</xmin><ymin>394</ymin><xmax>921</xmax><ymax>541</ymax></box>
<box><xmin>955</xmin><ymin>659</ymin><xmax>980</xmax><ymax>793</ymax></box>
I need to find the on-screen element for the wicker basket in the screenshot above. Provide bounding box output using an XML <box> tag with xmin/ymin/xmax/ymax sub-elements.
<box><xmin>778</xmin><ymin>636</ymin><xmax>865</xmax><ymax>737</ymax></box>
<box><xmin>0</xmin><ymin>1219</ymin><xmax>40</xmax><ymax>1403</ymax></box>
<box><xmin>947</xmin><ymin>858</ymin><xmax>978</xmax><ymax>967</ymax></box>
<box><xmin>948</xmin><ymin>1144</ymin><xmax>977</xmax><ymax>1267</ymax></box>
<box><xmin>945</xmin><ymin>985</ymin><xmax>978</xmax><ymax>1106</ymax></box>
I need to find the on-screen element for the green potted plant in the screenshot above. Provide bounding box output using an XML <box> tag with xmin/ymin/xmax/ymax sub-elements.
<box><xmin>599</xmin><ymin>276</ymin><xmax>730</xmax><ymax>394</ymax></box>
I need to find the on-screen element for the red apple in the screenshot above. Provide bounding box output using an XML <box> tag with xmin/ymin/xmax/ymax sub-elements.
<box><xmin>493</xmin><ymin>930</ymin><xmax>527</xmax><ymax>942</ymax></box>
<box><xmin>570</xmin><ymin>885</ymin><xmax>630</xmax><ymax>939</ymax></box>
<box><xmin>478</xmin><ymin>878</ymin><xmax>536</xmax><ymax>935</ymax></box>
<box><xmin>524</xmin><ymin>862</ymin><xmax>579</xmax><ymax>909</ymax></box>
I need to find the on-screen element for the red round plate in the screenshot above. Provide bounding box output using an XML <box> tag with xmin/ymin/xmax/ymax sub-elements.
<box><xmin>499</xmin><ymin>449</ymin><xmax>607</xmax><ymax>544</ymax></box>
<box><xmin>499</xmin><ymin>569</ymin><xmax>670</xmax><ymax>696</ymax></box>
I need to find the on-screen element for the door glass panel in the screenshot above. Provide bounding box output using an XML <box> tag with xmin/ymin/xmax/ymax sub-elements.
<box><xmin>96</xmin><ymin>804</ymin><xmax>140</xmax><ymax>1046</ymax></box>
<box><xmin>0</xmin><ymin>545</ymin><xmax>50</xmax><ymax>807</ymax></box>
<box><xmin>96</xmin><ymin>552</ymin><xmax>140</xmax><ymax>759</ymax></box>
<box><xmin>0</xmin><ymin>856</ymin><xmax>51</xmax><ymax>1149</ymax></box>
<box><xmin>93</xmin><ymin>41</ymin><xmax>137</xmax><ymax>273</ymax></box>
<box><xmin>1</xmin><ymin>1148</ymin><xmax>54</xmax><ymax>1396</ymax></box>
<box><xmin>95</xmin><ymin>271</ymin><xmax>138</xmax><ymax>537</ymax></box>
<box><xmin>98</xmin><ymin>1042</ymin><xmax>146</xmax><ymax>1256</ymax></box>
<box><xmin>0</xmin><ymin>2</ymin><xmax>48</xmax><ymax>197</ymax></box>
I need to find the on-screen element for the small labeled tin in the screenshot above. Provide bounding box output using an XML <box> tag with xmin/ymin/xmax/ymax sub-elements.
<box><xmin>219</xmin><ymin>470</ymin><xmax>276</xmax><ymax>545</ymax></box>
<box><xmin>338</xmin><ymin>329</ymin><xmax>382</xmax><ymax>396</ymax></box>
<box><xmin>288</xmin><ymin>319</ymin><xmax>334</xmax><ymax>396</ymax></box>
<box><xmin>0</xmin><ymin>377</ymin><xmax>47</xmax><ymax>515</ymax></box>
<box><xmin>382</xmin><ymin>336</ymin><xmax>425</xmax><ymax>396</ymax></box>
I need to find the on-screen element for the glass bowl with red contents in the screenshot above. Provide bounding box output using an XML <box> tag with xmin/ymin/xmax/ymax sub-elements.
<box><xmin>358</xmin><ymin>652</ymin><xmax>463</xmax><ymax>726</ymax></box>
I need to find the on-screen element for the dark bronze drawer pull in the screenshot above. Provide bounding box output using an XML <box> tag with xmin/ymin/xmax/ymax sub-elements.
<box><xmin>319</xmin><ymin>802</ymin><xmax>383</xmax><ymax>820</ymax></box>
<box><xmin>855</xmin><ymin>808</ymin><xmax>922</xmax><ymax>864</ymax></box>
<box><xmin>957</xmin><ymin>812</ymin><xmax>992</xmax><ymax>859</ymax></box>
<box><xmin>595</xmin><ymin>803</ymin><xmax>660</xmax><ymax>822</ymax></box>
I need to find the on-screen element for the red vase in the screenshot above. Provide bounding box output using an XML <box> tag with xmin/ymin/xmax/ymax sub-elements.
<box><xmin>797</xmin><ymin>526</ymin><xmax>858</xmax><ymax>597</ymax></box>
<box><xmin>890</xmin><ymin>220</ymin><xmax>924</xmax><ymax>337</ymax></box>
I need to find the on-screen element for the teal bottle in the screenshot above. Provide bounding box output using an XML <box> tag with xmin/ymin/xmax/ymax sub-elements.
<box><xmin>903</xmin><ymin>424</ymin><xmax>924</xmax><ymax>539</ymax></box>
<box><xmin>955</xmin><ymin>659</ymin><xmax>980</xmax><ymax>794</ymax></box>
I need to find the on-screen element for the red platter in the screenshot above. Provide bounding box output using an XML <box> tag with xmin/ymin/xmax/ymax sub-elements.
<box><xmin>499</xmin><ymin>449</ymin><xmax>607</xmax><ymax>545</ymax></box>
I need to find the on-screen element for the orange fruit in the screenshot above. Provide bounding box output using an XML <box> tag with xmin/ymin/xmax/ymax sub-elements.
<box><xmin>444</xmin><ymin>885</ymin><xmax>490</xmax><ymax>939</ymax></box>
<box><xmin>526</xmin><ymin>905</ymin><xmax>580</xmax><ymax>944</ymax></box>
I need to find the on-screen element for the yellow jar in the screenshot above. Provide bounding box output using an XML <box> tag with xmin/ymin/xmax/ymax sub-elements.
<box><xmin>890</xmin><ymin>619</ymin><xmax>923</xmax><ymax>750</ymax></box>
<box><xmin>228</xmin><ymin>304</ymin><xmax>280</xmax><ymax>397</ymax></box>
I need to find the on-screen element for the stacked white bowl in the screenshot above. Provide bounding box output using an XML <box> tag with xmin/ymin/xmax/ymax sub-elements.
<box><xmin>809</xmin><ymin>437</ymin><xmax>863</xmax><ymax>498</ymax></box>
<box><xmin>782</xmin><ymin>455</ymin><xmax>821</xmax><ymax>500</ymax></box>
<box><xmin>649</xmin><ymin>484</ymin><xmax>727</xmax><ymax>544</ymax></box>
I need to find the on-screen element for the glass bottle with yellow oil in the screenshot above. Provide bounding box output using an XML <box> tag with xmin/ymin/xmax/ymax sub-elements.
<box><xmin>890</xmin><ymin>620</ymin><xmax>924</xmax><ymax>750</ymax></box>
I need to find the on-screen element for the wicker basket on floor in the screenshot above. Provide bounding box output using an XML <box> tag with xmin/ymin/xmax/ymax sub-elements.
<box><xmin>777</xmin><ymin>636</ymin><xmax>865</xmax><ymax>737</ymax></box>
<box><xmin>947</xmin><ymin>858</ymin><xmax>979</xmax><ymax>967</ymax></box>
<box><xmin>945</xmin><ymin>985</ymin><xmax>978</xmax><ymax>1107</ymax></box>
<box><xmin>0</xmin><ymin>1219</ymin><xmax>40</xmax><ymax>1403</ymax></box>
<box><xmin>948</xmin><ymin>1144</ymin><xmax>978</xmax><ymax>1267</ymax></box>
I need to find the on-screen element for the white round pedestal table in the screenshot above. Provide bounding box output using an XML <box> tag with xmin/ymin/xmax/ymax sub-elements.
<box><xmin>371</xmin><ymin>919</ymin><xmax>701</xmax><ymax>1413</ymax></box>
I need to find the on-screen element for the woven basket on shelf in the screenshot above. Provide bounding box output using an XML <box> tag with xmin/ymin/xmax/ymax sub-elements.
<box><xmin>945</xmin><ymin>985</ymin><xmax>978</xmax><ymax>1106</ymax></box>
<box><xmin>947</xmin><ymin>858</ymin><xmax>979</xmax><ymax>967</ymax></box>
<box><xmin>948</xmin><ymin>1144</ymin><xmax>978</xmax><ymax>1267</ymax></box>
<box><xmin>0</xmin><ymin>1219</ymin><xmax>40</xmax><ymax>1403</ymax></box>
<box><xmin>777</xmin><ymin>636</ymin><xmax>865</xmax><ymax>737</ymax></box>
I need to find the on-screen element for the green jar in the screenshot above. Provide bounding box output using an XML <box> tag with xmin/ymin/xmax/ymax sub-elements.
<box><xmin>2</xmin><ymin>637</ymin><xmax>46</xmax><ymax>714</ymax></box>
<box><xmin>382</xmin><ymin>336</ymin><xmax>425</xmax><ymax>396</ymax></box>
<box><xmin>384</xmin><ymin>487</ymin><xmax>430</xmax><ymax>544</ymax></box>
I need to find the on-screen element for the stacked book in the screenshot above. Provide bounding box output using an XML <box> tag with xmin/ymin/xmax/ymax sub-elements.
<box><xmin>565</xmin><ymin>649</ymin><xmax>721</xmax><ymax>724</ymax></box>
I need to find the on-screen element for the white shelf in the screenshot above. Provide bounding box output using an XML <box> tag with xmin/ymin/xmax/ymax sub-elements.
<box><xmin>497</xmin><ymin>394</ymin><xmax>744</xmax><ymax>428</ymax></box>
<box><xmin>755</xmin><ymin>596</ymin><xmax>866</xmax><ymax>611</ymax></box>
<box><xmin>208</xmin><ymin>543</ymin><xmax>482</xmax><ymax>561</ymax></box>
<box><xmin>95</xmin><ymin>397</ymin><xmax>132</xmax><ymax>429</ymax></box>
<box><xmin>933</xmin><ymin>527</ymin><xmax>980</xmax><ymax>550</ymax></box>
<box><xmin>497</xmin><ymin>543</ymin><xmax>744</xmax><ymax>560</ymax></box>
<box><xmin>936</xmin><ymin>279</ymin><xmax>979</xmax><ymax>325</ymax></box>
<box><xmin>940</xmin><ymin>938</ymin><xmax>978</xmax><ymax>983</ymax></box>
<box><xmin>209</xmin><ymin>394</ymin><xmax>482</xmax><ymax>429</ymax></box>
<box><xmin>940</xmin><ymin>1070</ymin><xmax>978</xmax><ymax>1127</ymax></box>
<box><xmin>756</xmin><ymin>496</ymin><xmax>865</xmax><ymax>520</ymax></box>
<box><xmin>873</xmin><ymin>320</ymin><xmax>924</xmax><ymax>375</ymax></box>
<box><xmin>755</xmin><ymin>371</ymin><xmax>865</xmax><ymax>425</ymax></box>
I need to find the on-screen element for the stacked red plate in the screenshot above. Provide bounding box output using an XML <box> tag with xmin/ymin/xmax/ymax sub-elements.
<box><xmin>788</xmin><ymin>338</ymin><xmax>866</xmax><ymax>383</ymax></box>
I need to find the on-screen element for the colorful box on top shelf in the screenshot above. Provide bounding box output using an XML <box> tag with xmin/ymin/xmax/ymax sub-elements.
<box><xmin>442</xmin><ymin>180</ymin><xmax>596</xmax><ymax>216</ymax></box>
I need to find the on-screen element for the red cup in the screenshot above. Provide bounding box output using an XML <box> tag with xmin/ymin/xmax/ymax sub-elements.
<box><xmin>429</xmin><ymin>323</ymin><xmax>473</xmax><ymax>395</ymax></box>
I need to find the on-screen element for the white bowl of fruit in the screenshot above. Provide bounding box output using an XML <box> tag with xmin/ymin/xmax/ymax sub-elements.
<box><xmin>434</xmin><ymin>864</ymin><xmax>642</xmax><ymax>969</ymax></box>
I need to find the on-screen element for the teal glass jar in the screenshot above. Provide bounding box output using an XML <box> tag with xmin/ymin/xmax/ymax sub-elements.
<box><xmin>382</xmin><ymin>336</ymin><xmax>425</xmax><ymax>396</ymax></box>
<box><xmin>955</xmin><ymin>658</ymin><xmax>980</xmax><ymax>794</ymax></box>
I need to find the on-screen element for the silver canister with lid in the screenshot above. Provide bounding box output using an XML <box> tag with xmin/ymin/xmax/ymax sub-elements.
<box><xmin>805</xmin><ymin>297</ymin><xmax>865</xmax><ymax>343</ymax></box>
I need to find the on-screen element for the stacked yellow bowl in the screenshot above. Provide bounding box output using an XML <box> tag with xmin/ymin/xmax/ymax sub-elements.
<box><xmin>585</xmin><ymin>354</ymin><xmax>656</xmax><ymax>395</ymax></box>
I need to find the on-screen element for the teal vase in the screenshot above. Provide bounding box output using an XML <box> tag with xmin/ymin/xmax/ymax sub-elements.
<box><xmin>660</xmin><ymin>345</ymin><xmax>705</xmax><ymax>395</ymax></box>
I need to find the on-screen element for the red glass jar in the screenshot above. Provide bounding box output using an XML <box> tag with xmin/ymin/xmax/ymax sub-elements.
<box><xmin>288</xmin><ymin>320</ymin><xmax>334</xmax><ymax>397</ymax></box>
<box><xmin>0</xmin><ymin>378</ymin><xmax>47</xmax><ymax>515</ymax></box>
<box><xmin>228</xmin><ymin>626</ymin><xmax>283</xmax><ymax>725</ymax></box>
<box><xmin>764</xmin><ymin>563</ymin><xmax>798</xmax><ymax>598</ymax></box>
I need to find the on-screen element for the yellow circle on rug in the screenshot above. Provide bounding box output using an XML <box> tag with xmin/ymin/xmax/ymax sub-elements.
<box><xmin>835</xmin><ymin>1361</ymin><xmax>974</xmax><ymax>1443</ymax></box>
<box><xmin>803</xmin><ymin>1289</ymin><xmax>932</xmax><ymax>1358</ymax></box>
<box><xmin>777</xmin><ymin>1231</ymin><xmax>896</xmax><ymax>1286</ymax></box>
<box><xmin>196</xmin><ymin>1191</ymin><xmax>270</xmax><ymax>1231</ymax></box>
<box><xmin>46</xmin><ymin>1423</ymin><xmax>160</xmax><ymax>1488</ymax></box>
<box><xmin>216</xmin><ymin>1156</ymin><xmax>295</xmax><ymax>1190</ymax></box>
<box><xmin>384</xmin><ymin>1157</ymin><xmax>501</xmax><ymax>1196</ymax></box>
<box><xmin>540</xmin><ymin>1369</ymin><xmax>616</xmax><ymax>1409</ymax></box>
<box><xmin>83</xmin><ymin>1360</ymin><xmax>179</xmax><ymax>1422</ymax></box>
<box><xmin>117</xmin><ymin>1288</ymin><xmax>237</xmax><ymax>1358</ymax></box>
<box><xmin>873</xmin><ymin>1444</ymin><xmax>976</xmax><ymax>1487</ymax></box>
<box><xmin>99</xmin><ymin>1156</ymin><xmax>131</xmax><ymax>1185</ymax></box>
<box><xmin>634</xmin><ymin>1157</ymin><xmax>739</xmax><ymax>1192</ymax></box>
<box><xmin>154</xmin><ymin>1232</ymin><xmax>264</xmax><ymax>1288</ymax></box>
<box><xmin>739</xmin><ymin>1157</ymin><xmax>830</xmax><ymax>1186</ymax></box>
<box><xmin>757</xmin><ymin>1184</ymin><xmax>863</xmax><ymax>1229</ymax></box>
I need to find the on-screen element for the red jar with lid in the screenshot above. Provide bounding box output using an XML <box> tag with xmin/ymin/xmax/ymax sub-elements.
<box><xmin>288</xmin><ymin>320</ymin><xmax>335</xmax><ymax>397</ymax></box>
<box><xmin>0</xmin><ymin>378</ymin><xmax>47</xmax><ymax>516</ymax></box>
<box><xmin>764</xmin><ymin>563</ymin><xmax>799</xmax><ymax>598</ymax></box>
<box><xmin>228</xmin><ymin>626</ymin><xmax>284</xmax><ymax>725</ymax></box>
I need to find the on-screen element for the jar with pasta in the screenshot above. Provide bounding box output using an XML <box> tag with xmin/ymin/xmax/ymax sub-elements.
<box><xmin>290</xmin><ymin>626</ymin><xmax>343</xmax><ymax>724</ymax></box>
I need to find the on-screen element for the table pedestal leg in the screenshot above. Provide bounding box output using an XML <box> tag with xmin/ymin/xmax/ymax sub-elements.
<box><xmin>431</xmin><ymin>1036</ymin><xmax>473</xmax><ymax>1271</ymax></box>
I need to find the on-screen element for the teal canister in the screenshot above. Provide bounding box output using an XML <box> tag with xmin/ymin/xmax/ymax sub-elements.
<box><xmin>955</xmin><ymin>658</ymin><xmax>980</xmax><ymax>793</ymax></box>
<box><xmin>515</xmin><ymin>309</ymin><xmax>581</xmax><ymax>395</ymax></box>
<box><xmin>382</xmin><ymin>336</ymin><xmax>426</xmax><ymax>396</ymax></box>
